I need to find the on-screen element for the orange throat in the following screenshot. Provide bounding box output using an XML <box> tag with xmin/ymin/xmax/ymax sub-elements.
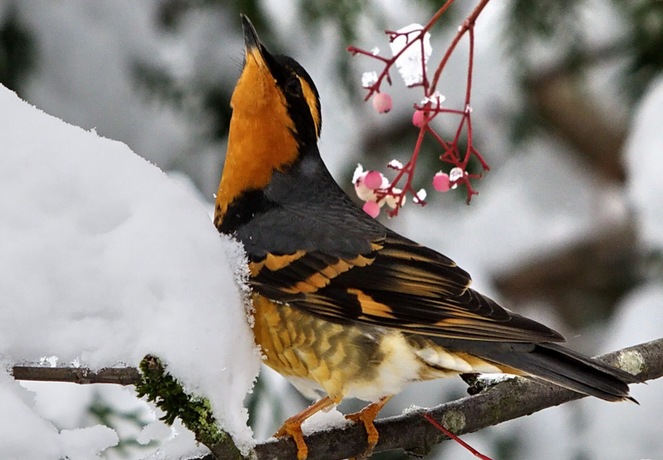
<box><xmin>215</xmin><ymin>50</ymin><xmax>300</xmax><ymax>226</ymax></box>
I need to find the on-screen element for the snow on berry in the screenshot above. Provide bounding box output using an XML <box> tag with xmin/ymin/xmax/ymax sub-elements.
<box><xmin>449</xmin><ymin>167</ymin><xmax>464</xmax><ymax>182</ymax></box>
<box><xmin>372</xmin><ymin>92</ymin><xmax>393</xmax><ymax>113</ymax></box>
<box><xmin>384</xmin><ymin>189</ymin><xmax>404</xmax><ymax>209</ymax></box>
<box><xmin>352</xmin><ymin>164</ymin><xmax>366</xmax><ymax>184</ymax></box>
<box><xmin>354</xmin><ymin>182</ymin><xmax>375</xmax><ymax>202</ymax></box>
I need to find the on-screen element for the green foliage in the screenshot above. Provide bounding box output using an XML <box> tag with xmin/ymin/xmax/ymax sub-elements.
<box><xmin>506</xmin><ymin>0</ymin><xmax>582</xmax><ymax>47</ymax></box>
<box><xmin>0</xmin><ymin>7</ymin><xmax>36</xmax><ymax>94</ymax></box>
<box><xmin>136</xmin><ymin>355</ymin><xmax>237</xmax><ymax>453</ymax></box>
<box><xmin>614</xmin><ymin>0</ymin><xmax>663</xmax><ymax>100</ymax></box>
<box><xmin>505</xmin><ymin>0</ymin><xmax>663</xmax><ymax>98</ymax></box>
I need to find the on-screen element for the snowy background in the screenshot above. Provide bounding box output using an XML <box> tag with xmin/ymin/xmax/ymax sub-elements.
<box><xmin>1</xmin><ymin>1</ymin><xmax>662</xmax><ymax>459</ymax></box>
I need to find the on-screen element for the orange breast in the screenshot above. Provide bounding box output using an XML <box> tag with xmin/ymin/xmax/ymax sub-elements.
<box><xmin>250</xmin><ymin>293</ymin><xmax>517</xmax><ymax>402</ymax></box>
<box><xmin>251</xmin><ymin>293</ymin><xmax>384</xmax><ymax>401</ymax></box>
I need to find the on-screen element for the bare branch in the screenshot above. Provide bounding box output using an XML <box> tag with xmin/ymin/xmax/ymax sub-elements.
<box><xmin>10</xmin><ymin>338</ymin><xmax>663</xmax><ymax>460</ymax></box>
<box><xmin>11</xmin><ymin>365</ymin><xmax>140</xmax><ymax>385</ymax></box>
<box><xmin>244</xmin><ymin>338</ymin><xmax>663</xmax><ymax>460</ymax></box>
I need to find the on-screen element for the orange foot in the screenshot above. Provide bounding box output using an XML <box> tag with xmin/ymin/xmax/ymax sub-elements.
<box><xmin>274</xmin><ymin>396</ymin><xmax>336</xmax><ymax>460</ymax></box>
<box><xmin>345</xmin><ymin>396</ymin><xmax>392</xmax><ymax>459</ymax></box>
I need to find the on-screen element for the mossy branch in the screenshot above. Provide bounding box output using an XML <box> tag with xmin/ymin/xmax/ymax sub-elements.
<box><xmin>135</xmin><ymin>355</ymin><xmax>243</xmax><ymax>459</ymax></box>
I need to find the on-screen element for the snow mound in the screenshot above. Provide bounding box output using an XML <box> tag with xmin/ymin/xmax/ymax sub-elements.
<box><xmin>0</xmin><ymin>85</ymin><xmax>260</xmax><ymax>457</ymax></box>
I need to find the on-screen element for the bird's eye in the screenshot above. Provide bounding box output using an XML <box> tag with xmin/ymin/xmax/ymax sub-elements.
<box><xmin>285</xmin><ymin>75</ymin><xmax>302</xmax><ymax>96</ymax></box>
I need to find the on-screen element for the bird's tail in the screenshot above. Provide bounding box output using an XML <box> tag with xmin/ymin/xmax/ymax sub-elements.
<box><xmin>451</xmin><ymin>341</ymin><xmax>638</xmax><ymax>402</ymax></box>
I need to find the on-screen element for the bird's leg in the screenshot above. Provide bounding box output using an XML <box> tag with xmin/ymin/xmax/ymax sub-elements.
<box><xmin>345</xmin><ymin>396</ymin><xmax>392</xmax><ymax>459</ymax></box>
<box><xmin>274</xmin><ymin>395</ymin><xmax>337</xmax><ymax>460</ymax></box>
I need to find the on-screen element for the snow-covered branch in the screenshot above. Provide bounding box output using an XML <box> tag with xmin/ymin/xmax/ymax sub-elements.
<box><xmin>11</xmin><ymin>338</ymin><xmax>662</xmax><ymax>460</ymax></box>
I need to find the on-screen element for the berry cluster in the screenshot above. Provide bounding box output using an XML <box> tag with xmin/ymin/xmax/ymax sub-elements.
<box><xmin>347</xmin><ymin>0</ymin><xmax>491</xmax><ymax>217</ymax></box>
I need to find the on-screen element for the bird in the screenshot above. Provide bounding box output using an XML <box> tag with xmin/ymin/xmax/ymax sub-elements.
<box><xmin>214</xmin><ymin>15</ymin><xmax>636</xmax><ymax>460</ymax></box>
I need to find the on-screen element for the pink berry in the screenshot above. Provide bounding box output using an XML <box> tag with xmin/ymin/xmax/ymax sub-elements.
<box><xmin>364</xmin><ymin>171</ymin><xmax>383</xmax><ymax>190</ymax></box>
<box><xmin>372</xmin><ymin>93</ymin><xmax>393</xmax><ymax>114</ymax></box>
<box><xmin>433</xmin><ymin>172</ymin><xmax>450</xmax><ymax>192</ymax></box>
<box><xmin>363</xmin><ymin>200</ymin><xmax>380</xmax><ymax>218</ymax></box>
<box><xmin>412</xmin><ymin>110</ymin><xmax>426</xmax><ymax>127</ymax></box>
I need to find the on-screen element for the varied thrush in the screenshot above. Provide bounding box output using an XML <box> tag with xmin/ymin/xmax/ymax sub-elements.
<box><xmin>214</xmin><ymin>15</ymin><xmax>635</xmax><ymax>460</ymax></box>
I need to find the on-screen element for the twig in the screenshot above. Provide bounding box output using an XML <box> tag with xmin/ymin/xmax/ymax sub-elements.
<box><xmin>347</xmin><ymin>0</ymin><xmax>492</xmax><ymax>210</ymax></box>
<box><xmin>11</xmin><ymin>365</ymin><xmax>141</xmax><ymax>385</ymax></box>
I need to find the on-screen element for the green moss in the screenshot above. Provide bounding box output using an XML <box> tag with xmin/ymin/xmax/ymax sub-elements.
<box><xmin>135</xmin><ymin>355</ymin><xmax>241</xmax><ymax>457</ymax></box>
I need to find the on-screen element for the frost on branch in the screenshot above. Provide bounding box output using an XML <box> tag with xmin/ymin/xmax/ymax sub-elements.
<box><xmin>362</xmin><ymin>71</ymin><xmax>378</xmax><ymax>88</ymax></box>
<box><xmin>433</xmin><ymin>166</ymin><xmax>466</xmax><ymax>193</ymax></box>
<box><xmin>347</xmin><ymin>0</ymin><xmax>493</xmax><ymax>213</ymax></box>
<box><xmin>449</xmin><ymin>166</ymin><xmax>464</xmax><ymax>183</ymax></box>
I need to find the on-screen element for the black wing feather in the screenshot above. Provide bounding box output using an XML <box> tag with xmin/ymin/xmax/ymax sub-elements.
<box><xmin>250</xmin><ymin>230</ymin><xmax>564</xmax><ymax>343</ymax></box>
<box><xmin>233</xmin><ymin>153</ymin><xmax>564</xmax><ymax>343</ymax></box>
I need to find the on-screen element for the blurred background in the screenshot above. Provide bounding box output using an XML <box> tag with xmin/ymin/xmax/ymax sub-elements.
<box><xmin>3</xmin><ymin>0</ymin><xmax>662</xmax><ymax>458</ymax></box>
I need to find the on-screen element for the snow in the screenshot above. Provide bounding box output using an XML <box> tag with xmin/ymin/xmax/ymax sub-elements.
<box><xmin>389</xmin><ymin>23</ymin><xmax>432</xmax><ymax>87</ymax></box>
<box><xmin>0</xmin><ymin>86</ymin><xmax>261</xmax><ymax>457</ymax></box>
<box><xmin>59</xmin><ymin>426</ymin><xmax>120</xmax><ymax>460</ymax></box>
<box><xmin>300</xmin><ymin>408</ymin><xmax>350</xmax><ymax>436</ymax></box>
<box><xmin>579</xmin><ymin>283</ymin><xmax>663</xmax><ymax>458</ymax></box>
<box><xmin>0</xmin><ymin>372</ymin><xmax>62</xmax><ymax>458</ymax></box>
<box><xmin>137</xmin><ymin>420</ymin><xmax>173</xmax><ymax>446</ymax></box>
<box><xmin>0</xmin><ymin>373</ymin><xmax>117</xmax><ymax>459</ymax></box>
<box><xmin>361</xmin><ymin>71</ymin><xmax>378</xmax><ymax>88</ymax></box>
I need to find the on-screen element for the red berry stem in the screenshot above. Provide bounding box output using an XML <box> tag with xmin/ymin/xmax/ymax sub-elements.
<box><xmin>348</xmin><ymin>0</ymin><xmax>493</xmax><ymax>213</ymax></box>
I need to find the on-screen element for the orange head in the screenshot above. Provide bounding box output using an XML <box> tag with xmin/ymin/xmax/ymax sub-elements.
<box><xmin>215</xmin><ymin>16</ymin><xmax>322</xmax><ymax>229</ymax></box>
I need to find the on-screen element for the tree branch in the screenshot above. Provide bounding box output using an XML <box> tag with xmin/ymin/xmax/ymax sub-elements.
<box><xmin>10</xmin><ymin>365</ymin><xmax>141</xmax><ymax>385</ymax></box>
<box><xmin>236</xmin><ymin>338</ymin><xmax>663</xmax><ymax>459</ymax></box>
<box><xmin>10</xmin><ymin>338</ymin><xmax>663</xmax><ymax>460</ymax></box>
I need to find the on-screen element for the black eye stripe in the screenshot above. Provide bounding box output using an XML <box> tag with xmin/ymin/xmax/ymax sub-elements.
<box><xmin>285</xmin><ymin>74</ymin><xmax>302</xmax><ymax>95</ymax></box>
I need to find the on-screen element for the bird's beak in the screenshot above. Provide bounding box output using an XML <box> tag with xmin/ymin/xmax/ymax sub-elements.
<box><xmin>241</xmin><ymin>14</ymin><xmax>261</xmax><ymax>52</ymax></box>
<box><xmin>240</xmin><ymin>14</ymin><xmax>270</xmax><ymax>71</ymax></box>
